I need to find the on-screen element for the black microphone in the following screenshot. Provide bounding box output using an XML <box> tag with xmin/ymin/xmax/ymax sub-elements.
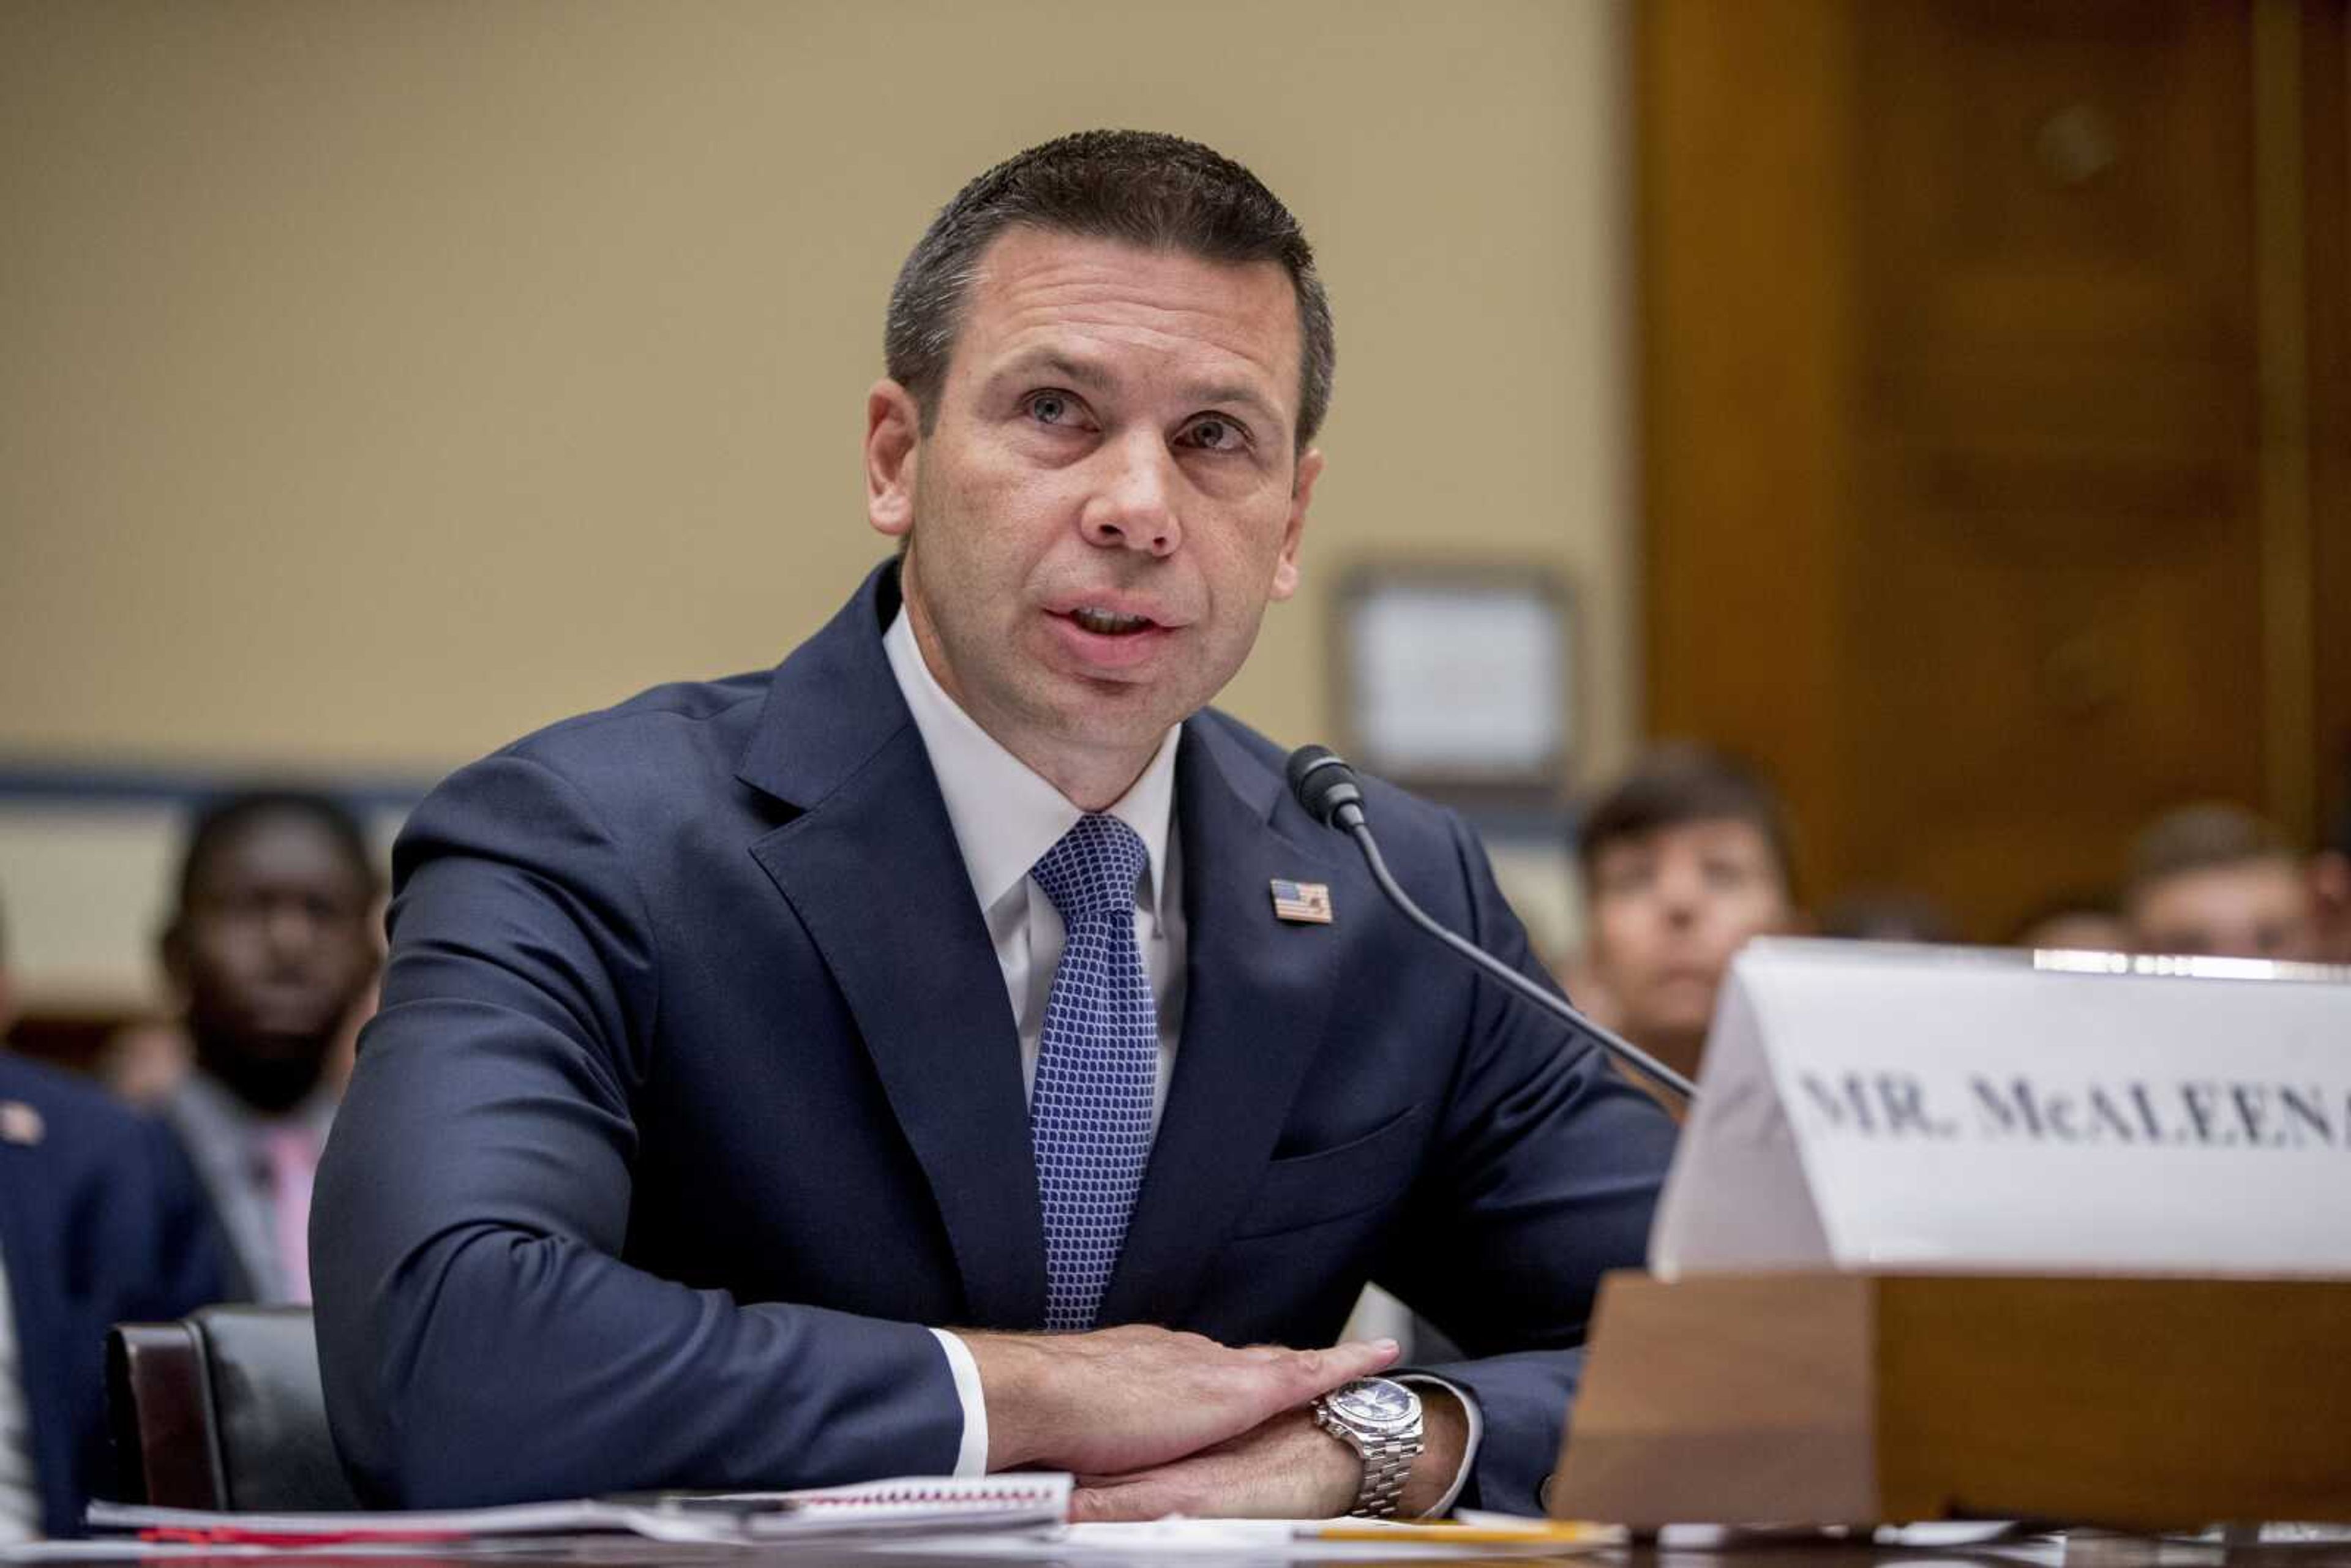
<box><xmin>1284</xmin><ymin>745</ymin><xmax>1698</xmax><ymax>1104</ymax></box>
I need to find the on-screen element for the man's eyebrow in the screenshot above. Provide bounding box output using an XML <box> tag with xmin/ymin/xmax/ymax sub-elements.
<box><xmin>990</xmin><ymin>349</ymin><xmax>1288</xmax><ymax>426</ymax></box>
<box><xmin>993</xmin><ymin>348</ymin><xmax>1112</xmax><ymax>387</ymax></box>
<box><xmin>1191</xmin><ymin>383</ymin><xmax>1283</xmax><ymax>420</ymax></box>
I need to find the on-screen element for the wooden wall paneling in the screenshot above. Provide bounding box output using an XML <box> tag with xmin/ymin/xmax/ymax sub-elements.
<box><xmin>2305</xmin><ymin>0</ymin><xmax>2351</xmax><ymax>842</ymax></box>
<box><xmin>2257</xmin><ymin>0</ymin><xmax>2320</xmax><ymax>844</ymax></box>
<box><xmin>1638</xmin><ymin>0</ymin><xmax>2330</xmax><ymax>942</ymax></box>
<box><xmin>1636</xmin><ymin>0</ymin><xmax>1863</xmax><ymax>906</ymax></box>
<box><xmin>1862</xmin><ymin>2</ymin><xmax>2258</xmax><ymax>377</ymax></box>
<box><xmin>1847</xmin><ymin>0</ymin><xmax>2265</xmax><ymax>936</ymax></box>
<box><xmin>1837</xmin><ymin>447</ymin><xmax>2265</xmax><ymax>932</ymax></box>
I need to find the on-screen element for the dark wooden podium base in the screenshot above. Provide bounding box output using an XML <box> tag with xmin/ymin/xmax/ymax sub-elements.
<box><xmin>1547</xmin><ymin>1270</ymin><xmax>2351</xmax><ymax>1530</ymax></box>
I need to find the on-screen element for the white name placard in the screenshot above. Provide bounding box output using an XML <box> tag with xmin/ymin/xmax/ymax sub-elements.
<box><xmin>1650</xmin><ymin>939</ymin><xmax>2351</xmax><ymax>1278</ymax></box>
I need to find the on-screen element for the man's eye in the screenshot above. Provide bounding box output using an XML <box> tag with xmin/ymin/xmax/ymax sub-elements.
<box><xmin>215</xmin><ymin>893</ymin><xmax>271</xmax><ymax>923</ymax></box>
<box><xmin>1180</xmin><ymin>415</ymin><xmax>1249</xmax><ymax>452</ymax></box>
<box><xmin>1025</xmin><ymin>392</ymin><xmax>1079</xmax><ymax>426</ymax></box>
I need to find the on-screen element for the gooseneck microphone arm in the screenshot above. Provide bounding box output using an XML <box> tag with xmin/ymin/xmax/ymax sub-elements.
<box><xmin>1286</xmin><ymin>746</ymin><xmax>1698</xmax><ymax>1105</ymax></box>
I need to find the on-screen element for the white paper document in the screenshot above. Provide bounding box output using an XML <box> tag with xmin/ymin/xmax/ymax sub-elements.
<box><xmin>82</xmin><ymin>1473</ymin><xmax>1070</xmax><ymax>1548</ymax></box>
<box><xmin>865</xmin><ymin>1517</ymin><xmax>1611</xmax><ymax>1561</ymax></box>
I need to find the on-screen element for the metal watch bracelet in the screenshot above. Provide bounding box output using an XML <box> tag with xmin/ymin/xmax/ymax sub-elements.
<box><xmin>1352</xmin><ymin>1430</ymin><xmax>1421</xmax><ymax>1517</ymax></box>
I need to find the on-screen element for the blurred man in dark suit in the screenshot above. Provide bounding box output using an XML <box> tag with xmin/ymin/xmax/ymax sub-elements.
<box><xmin>0</xmin><ymin>895</ymin><xmax>228</xmax><ymax>1540</ymax></box>
<box><xmin>315</xmin><ymin>130</ymin><xmax>1676</xmax><ymax>1521</ymax></box>
<box><xmin>159</xmin><ymin>791</ymin><xmax>380</xmax><ymax>1304</ymax></box>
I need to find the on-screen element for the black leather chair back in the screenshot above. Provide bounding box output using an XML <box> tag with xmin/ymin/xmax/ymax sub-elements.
<box><xmin>108</xmin><ymin>1305</ymin><xmax>362</xmax><ymax>1512</ymax></box>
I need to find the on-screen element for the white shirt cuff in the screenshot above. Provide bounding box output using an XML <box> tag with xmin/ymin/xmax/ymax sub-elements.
<box><xmin>928</xmin><ymin>1329</ymin><xmax>989</xmax><ymax>1477</ymax></box>
<box><xmin>1395</xmin><ymin>1373</ymin><xmax>1481</xmax><ymax>1518</ymax></box>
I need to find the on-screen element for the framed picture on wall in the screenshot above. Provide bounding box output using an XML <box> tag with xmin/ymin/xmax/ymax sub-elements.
<box><xmin>1332</xmin><ymin>561</ymin><xmax>1577</xmax><ymax>803</ymax></box>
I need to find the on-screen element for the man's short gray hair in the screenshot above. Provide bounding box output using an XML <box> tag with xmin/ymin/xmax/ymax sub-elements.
<box><xmin>884</xmin><ymin>129</ymin><xmax>1336</xmax><ymax>452</ymax></box>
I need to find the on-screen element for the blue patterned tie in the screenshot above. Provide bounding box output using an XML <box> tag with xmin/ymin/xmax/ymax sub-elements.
<box><xmin>1027</xmin><ymin>812</ymin><xmax>1157</xmax><ymax>1332</ymax></box>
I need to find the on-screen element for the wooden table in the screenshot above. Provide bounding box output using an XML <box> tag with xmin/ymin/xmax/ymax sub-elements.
<box><xmin>20</xmin><ymin>1526</ymin><xmax>2351</xmax><ymax>1568</ymax></box>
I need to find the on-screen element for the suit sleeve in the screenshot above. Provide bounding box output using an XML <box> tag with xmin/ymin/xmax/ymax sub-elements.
<box><xmin>310</xmin><ymin>751</ymin><xmax>962</xmax><ymax>1507</ymax></box>
<box><xmin>1374</xmin><ymin>812</ymin><xmax>1678</xmax><ymax>1517</ymax></box>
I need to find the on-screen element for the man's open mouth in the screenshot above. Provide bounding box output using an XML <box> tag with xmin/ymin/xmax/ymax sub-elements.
<box><xmin>1067</xmin><ymin>606</ymin><xmax>1157</xmax><ymax>636</ymax></box>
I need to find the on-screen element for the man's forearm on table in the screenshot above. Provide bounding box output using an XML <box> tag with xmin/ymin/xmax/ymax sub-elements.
<box><xmin>936</xmin><ymin>1326</ymin><xmax>1480</xmax><ymax>1518</ymax></box>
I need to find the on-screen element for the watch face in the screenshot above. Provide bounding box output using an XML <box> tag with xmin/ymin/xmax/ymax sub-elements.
<box><xmin>1329</xmin><ymin>1378</ymin><xmax>1418</xmax><ymax>1429</ymax></box>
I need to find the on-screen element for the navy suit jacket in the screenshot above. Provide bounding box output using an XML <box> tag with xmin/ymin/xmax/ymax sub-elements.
<box><xmin>0</xmin><ymin>1054</ymin><xmax>228</xmax><ymax>1537</ymax></box>
<box><xmin>312</xmin><ymin>563</ymin><xmax>1676</xmax><ymax>1513</ymax></box>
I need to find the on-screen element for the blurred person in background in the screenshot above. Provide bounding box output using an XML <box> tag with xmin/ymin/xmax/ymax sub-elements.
<box><xmin>2008</xmin><ymin>892</ymin><xmax>2130</xmax><ymax>954</ymax></box>
<box><xmin>1575</xmin><ymin>743</ymin><xmax>1804</xmax><ymax>1097</ymax></box>
<box><xmin>0</xmin><ymin>892</ymin><xmax>228</xmax><ymax>1540</ymax></box>
<box><xmin>1814</xmin><ymin>887</ymin><xmax>1957</xmax><ymax>945</ymax></box>
<box><xmin>2121</xmin><ymin>802</ymin><xmax>2322</xmax><ymax>962</ymax></box>
<box><xmin>2319</xmin><ymin>853</ymin><xmax>2350</xmax><ymax>964</ymax></box>
<box><xmin>91</xmin><ymin>1019</ymin><xmax>192</xmax><ymax>1109</ymax></box>
<box><xmin>158</xmin><ymin>791</ymin><xmax>381</xmax><ymax>1304</ymax></box>
<box><xmin>2315</xmin><ymin>762</ymin><xmax>2351</xmax><ymax>964</ymax></box>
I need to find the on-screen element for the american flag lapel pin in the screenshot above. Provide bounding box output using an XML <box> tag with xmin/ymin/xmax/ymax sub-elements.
<box><xmin>1269</xmin><ymin>878</ymin><xmax>1334</xmax><ymax>925</ymax></box>
<box><xmin>0</xmin><ymin>1101</ymin><xmax>43</xmax><ymax>1147</ymax></box>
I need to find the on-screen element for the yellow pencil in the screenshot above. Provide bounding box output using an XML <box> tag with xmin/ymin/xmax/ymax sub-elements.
<box><xmin>1306</xmin><ymin>1520</ymin><xmax>1618</xmax><ymax>1544</ymax></box>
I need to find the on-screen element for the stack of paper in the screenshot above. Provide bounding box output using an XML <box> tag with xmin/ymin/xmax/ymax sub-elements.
<box><xmin>83</xmin><ymin>1473</ymin><xmax>1071</xmax><ymax>1548</ymax></box>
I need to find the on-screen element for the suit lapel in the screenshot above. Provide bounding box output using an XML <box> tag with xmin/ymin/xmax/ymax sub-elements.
<box><xmin>739</xmin><ymin>568</ymin><xmax>1348</xmax><ymax>1332</ymax></box>
<box><xmin>740</xmin><ymin>566</ymin><xmax>1046</xmax><ymax>1330</ymax></box>
<box><xmin>1097</xmin><ymin>721</ymin><xmax>1346</xmax><ymax>1326</ymax></box>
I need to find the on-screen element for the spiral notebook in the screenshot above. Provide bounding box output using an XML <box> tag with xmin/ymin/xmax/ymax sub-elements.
<box><xmin>85</xmin><ymin>1472</ymin><xmax>1071</xmax><ymax>1547</ymax></box>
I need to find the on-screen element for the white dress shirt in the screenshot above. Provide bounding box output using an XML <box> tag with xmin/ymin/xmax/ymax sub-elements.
<box><xmin>882</xmin><ymin>609</ymin><xmax>1188</xmax><ymax>1127</ymax></box>
<box><xmin>882</xmin><ymin>609</ymin><xmax>1477</xmax><ymax>1512</ymax></box>
<box><xmin>0</xmin><ymin>1246</ymin><xmax>41</xmax><ymax>1543</ymax></box>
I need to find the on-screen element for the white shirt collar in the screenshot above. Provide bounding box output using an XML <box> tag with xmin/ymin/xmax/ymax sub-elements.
<box><xmin>883</xmin><ymin>605</ymin><xmax>1179</xmax><ymax>922</ymax></box>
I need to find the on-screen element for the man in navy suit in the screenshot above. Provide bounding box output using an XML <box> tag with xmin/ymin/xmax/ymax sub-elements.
<box><xmin>0</xmin><ymin>905</ymin><xmax>228</xmax><ymax>1539</ymax></box>
<box><xmin>313</xmin><ymin>130</ymin><xmax>1676</xmax><ymax>1520</ymax></box>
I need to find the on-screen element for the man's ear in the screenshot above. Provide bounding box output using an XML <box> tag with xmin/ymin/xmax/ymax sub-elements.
<box><xmin>2312</xmin><ymin>850</ymin><xmax>2350</xmax><ymax>910</ymax></box>
<box><xmin>1269</xmin><ymin>446</ymin><xmax>1324</xmax><ymax>602</ymax></box>
<box><xmin>866</xmin><ymin>380</ymin><xmax>922</xmax><ymax>540</ymax></box>
<box><xmin>159</xmin><ymin>918</ymin><xmax>190</xmax><ymax>996</ymax></box>
<box><xmin>2312</xmin><ymin>851</ymin><xmax>2351</xmax><ymax>953</ymax></box>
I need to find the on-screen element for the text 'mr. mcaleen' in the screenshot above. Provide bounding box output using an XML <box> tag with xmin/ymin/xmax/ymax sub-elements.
<box><xmin>1799</xmin><ymin>1072</ymin><xmax>2351</xmax><ymax>1150</ymax></box>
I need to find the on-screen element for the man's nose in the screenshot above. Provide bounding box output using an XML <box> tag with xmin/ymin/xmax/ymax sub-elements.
<box><xmin>1078</xmin><ymin>433</ymin><xmax>1182</xmax><ymax>557</ymax></box>
<box><xmin>1655</xmin><ymin>866</ymin><xmax>1705</xmax><ymax>923</ymax></box>
<box><xmin>263</xmin><ymin>901</ymin><xmax>323</xmax><ymax>961</ymax></box>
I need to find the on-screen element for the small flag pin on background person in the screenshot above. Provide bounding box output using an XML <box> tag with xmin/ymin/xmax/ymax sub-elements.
<box><xmin>0</xmin><ymin>1100</ymin><xmax>45</xmax><ymax>1147</ymax></box>
<box><xmin>1269</xmin><ymin>879</ymin><xmax>1333</xmax><ymax>924</ymax></box>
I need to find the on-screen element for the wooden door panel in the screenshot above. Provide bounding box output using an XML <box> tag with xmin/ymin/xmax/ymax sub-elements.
<box><xmin>1637</xmin><ymin>0</ymin><xmax>2343</xmax><ymax>941</ymax></box>
<box><xmin>1865</xmin><ymin>361</ymin><xmax>2259</xmax><ymax>455</ymax></box>
<box><xmin>1841</xmin><ymin>443</ymin><xmax>2266</xmax><ymax>933</ymax></box>
<box><xmin>1843</xmin><ymin>0</ymin><xmax>2261</xmax><ymax>934</ymax></box>
<box><xmin>2308</xmin><ymin>1</ymin><xmax>2351</xmax><ymax>835</ymax></box>
<box><xmin>1861</xmin><ymin>0</ymin><xmax>2255</xmax><ymax>367</ymax></box>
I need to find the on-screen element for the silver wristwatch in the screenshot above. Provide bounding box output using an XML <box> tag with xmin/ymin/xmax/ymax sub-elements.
<box><xmin>1312</xmin><ymin>1376</ymin><xmax>1424</xmax><ymax>1518</ymax></box>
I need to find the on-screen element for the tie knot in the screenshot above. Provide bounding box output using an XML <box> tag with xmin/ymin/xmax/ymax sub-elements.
<box><xmin>1030</xmin><ymin>813</ymin><xmax>1150</xmax><ymax>924</ymax></box>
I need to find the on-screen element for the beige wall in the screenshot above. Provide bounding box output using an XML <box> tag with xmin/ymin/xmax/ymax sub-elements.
<box><xmin>0</xmin><ymin>0</ymin><xmax>1630</xmax><ymax>998</ymax></box>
